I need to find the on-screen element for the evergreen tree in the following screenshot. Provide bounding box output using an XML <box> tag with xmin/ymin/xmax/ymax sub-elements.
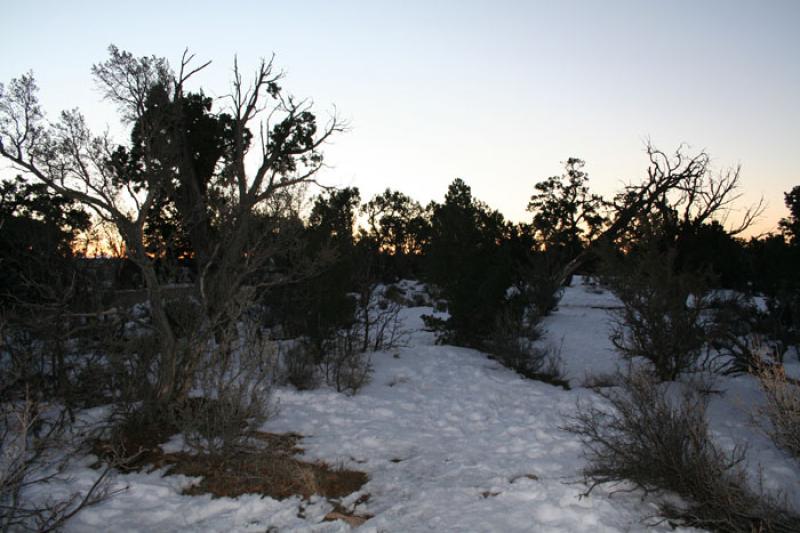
<box><xmin>0</xmin><ymin>176</ymin><xmax>90</xmax><ymax>304</ymax></box>
<box><xmin>527</xmin><ymin>158</ymin><xmax>606</xmax><ymax>258</ymax></box>
<box><xmin>362</xmin><ymin>188</ymin><xmax>429</xmax><ymax>279</ymax></box>
<box><xmin>779</xmin><ymin>185</ymin><xmax>800</xmax><ymax>245</ymax></box>
<box><xmin>277</xmin><ymin>188</ymin><xmax>361</xmax><ymax>345</ymax></box>
<box><xmin>427</xmin><ymin>179</ymin><xmax>512</xmax><ymax>346</ymax></box>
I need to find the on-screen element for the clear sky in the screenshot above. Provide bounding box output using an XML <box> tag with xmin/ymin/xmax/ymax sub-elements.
<box><xmin>2</xmin><ymin>0</ymin><xmax>798</xmax><ymax>235</ymax></box>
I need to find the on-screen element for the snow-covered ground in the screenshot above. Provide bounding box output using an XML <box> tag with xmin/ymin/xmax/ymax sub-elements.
<box><xmin>58</xmin><ymin>279</ymin><xmax>799</xmax><ymax>532</ymax></box>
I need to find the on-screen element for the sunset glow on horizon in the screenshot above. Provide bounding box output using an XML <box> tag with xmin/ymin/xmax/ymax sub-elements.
<box><xmin>2</xmin><ymin>0</ymin><xmax>798</xmax><ymax>236</ymax></box>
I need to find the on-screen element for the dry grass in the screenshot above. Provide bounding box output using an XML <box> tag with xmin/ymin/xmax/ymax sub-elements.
<box><xmin>756</xmin><ymin>362</ymin><xmax>800</xmax><ymax>461</ymax></box>
<box><xmin>175</xmin><ymin>446</ymin><xmax>367</xmax><ymax>501</ymax></box>
<box><xmin>94</xmin><ymin>426</ymin><xmax>368</xmax><ymax>503</ymax></box>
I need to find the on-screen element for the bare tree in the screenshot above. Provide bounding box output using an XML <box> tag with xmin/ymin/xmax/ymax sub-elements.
<box><xmin>0</xmin><ymin>46</ymin><xmax>344</xmax><ymax>405</ymax></box>
<box><xmin>555</xmin><ymin>143</ymin><xmax>764</xmax><ymax>287</ymax></box>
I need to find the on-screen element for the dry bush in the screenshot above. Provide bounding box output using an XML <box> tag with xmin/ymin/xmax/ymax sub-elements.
<box><xmin>0</xmin><ymin>392</ymin><xmax>113</xmax><ymax>532</ymax></box>
<box><xmin>282</xmin><ymin>341</ymin><xmax>320</xmax><ymax>391</ymax></box>
<box><xmin>705</xmin><ymin>295</ymin><xmax>792</xmax><ymax>375</ymax></box>
<box><xmin>0</xmin><ymin>313</ymin><xmax>117</xmax><ymax>532</ymax></box>
<box><xmin>0</xmin><ymin>289</ymin><xmax>121</xmax><ymax>412</ymax></box>
<box><xmin>172</xmin><ymin>322</ymin><xmax>275</xmax><ymax>456</ymax></box>
<box><xmin>606</xmin><ymin>248</ymin><xmax>710</xmax><ymax>381</ymax></box>
<box><xmin>580</xmin><ymin>372</ymin><xmax>621</xmax><ymax>390</ymax></box>
<box><xmin>521</xmin><ymin>255</ymin><xmax>564</xmax><ymax>317</ymax></box>
<box><xmin>765</xmin><ymin>290</ymin><xmax>800</xmax><ymax>356</ymax></box>
<box><xmin>359</xmin><ymin>292</ymin><xmax>406</xmax><ymax>353</ymax></box>
<box><xmin>486</xmin><ymin>307</ymin><xmax>568</xmax><ymax>388</ymax></box>
<box><xmin>321</xmin><ymin>330</ymin><xmax>373</xmax><ymax>395</ymax></box>
<box><xmin>756</xmin><ymin>362</ymin><xmax>800</xmax><ymax>461</ymax></box>
<box><xmin>107</xmin><ymin>329</ymin><xmax>161</xmax><ymax>408</ymax></box>
<box><xmin>283</xmin><ymin>334</ymin><xmax>372</xmax><ymax>395</ymax></box>
<box><xmin>382</xmin><ymin>284</ymin><xmax>408</xmax><ymax>306</ymax></box>
<box><xmin>565</xmin><ymin>369</ymin><xmax>799</xmax><ymax>531</ymax></box>
<box><xmin>105</xmin><ymin>299</ymin><xmax>277</xmax><ymax>459</ymax></box>
<box><xmin>281</xmin><ymin>283</ymin><xmax>407</xmax><ymax>395</ymax></box>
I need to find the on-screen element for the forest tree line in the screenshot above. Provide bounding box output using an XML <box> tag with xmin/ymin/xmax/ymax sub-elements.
<box><xmin>2</xmin><ymin>47</ymin><xmax>800</xmax><ymax>532</ymax></box>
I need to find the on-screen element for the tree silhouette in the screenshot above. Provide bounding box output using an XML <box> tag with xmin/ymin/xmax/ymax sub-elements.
<box><xmin>0</xmin><ymin>46</ymin><xmax>343</xmax><ymax>404</ymax></box>
<box><xmin>779</xmin><ymin>186</ymin><xmax>800</xmax><ymax>245</ymax></box>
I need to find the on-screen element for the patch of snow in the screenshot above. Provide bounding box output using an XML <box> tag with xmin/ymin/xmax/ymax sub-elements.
<box><xmin>54</xmin><ymin>282</ymin><xmax>799</xmax><ymax>531</ymax></box>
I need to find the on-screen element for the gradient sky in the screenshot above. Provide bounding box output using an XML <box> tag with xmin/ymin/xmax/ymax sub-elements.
<box><xmin>2</xmin><ymin>0</ymin><xmax>798</xmax><ymax>235</ymax></box>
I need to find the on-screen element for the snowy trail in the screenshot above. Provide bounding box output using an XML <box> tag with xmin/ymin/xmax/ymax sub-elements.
<box><xmin>64</xmin><ymin>281</ymin><xmax>800</xmax><ymax>531</ymax></box>
<box><xmin>261</xmin><ymin>308</ymin><xmax>675</xmax><ymax>532</ymax></box>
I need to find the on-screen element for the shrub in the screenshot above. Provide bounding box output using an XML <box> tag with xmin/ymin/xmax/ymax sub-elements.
<box><xmin>108</xmin><ymin>312</ymin><xmax>275</xmax><ymax>458</ymax></box>
<box><xmin>766</xmin><ymin>289</ymin><xmax>800</xmax><ymax>357</ymax></box>
<box><xmin>485</xmin><ymin>306</ymin><xmax>568</xmax><ymax>388</ymax></box>
<box><xmin>282</xmin><ymin>341</ymin><xmax>320</xmax><ymax>391</ymax></box>
<box><xmin>282</xmin><ymin>331</ymin><xmax>373</xmax><ymax>396</ymax></box>
<box><xmin>320</xmin><ymin>329</ymin><xmax>373</xmax><ymax>395</ymax></box>
<box><xmin>565</xmin><ymin>369</ymin><xmax>799</xmax><ymax>531</ymax></box>
<box><xmin>605</xmin><ymin>247</ymin><xmax>709</xmax><ymax>381</ymax></box>
<box><xmin>521</xmin><ymin>252</ymin><xmax>565</xmax><ymax>316</ymax></box>
<box><xmin>703</xmin><ymin>292</ymin><xmax>799</xmax><ymax>376</ymax></box>
<box><xmin>704</xmin><ymin>296</ymin><xmax>774</xmax><ymax>375</ymax></box>
<box><xmin>174</xmin><ymin>323</ymin><xmax>275</xmax><ymax>455</ymax></box>
<box><xmin>279</xmin><ymin>281</ymin><xmax>407</xmax><ymax>394</ymax></box>
<box><xmin>756</xmin><ymin>362</ymin><xmax>800</xmax><ymax>461</ymax></box>
<box><xmin>1</xmin><ymin>329</ymin><xmax>113</xmax><ymax>532</ymax></box>
<box><xmin>355</xmin><ymin>284</ymin><xmax>407</xmax><ymax>353</ymax></box>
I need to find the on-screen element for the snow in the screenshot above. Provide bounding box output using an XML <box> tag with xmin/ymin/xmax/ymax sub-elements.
<box><xmin>541</xmin><ymin>276</ymin><xmax>624</xmax><ymax>385</ymax></box>
<box><xmin>39</xmin><ymin>279</ymin><xmax>799</xmax><ymax>531</ymax></box>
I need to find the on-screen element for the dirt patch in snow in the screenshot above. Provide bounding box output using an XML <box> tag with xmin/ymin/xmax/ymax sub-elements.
<box><xmin>93</xmin><ymin>427</ymin><xmax>368</xmax><ymax>502</ymax></box>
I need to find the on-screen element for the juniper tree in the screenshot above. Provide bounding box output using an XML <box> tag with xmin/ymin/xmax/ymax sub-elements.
<box><xmin>0</xmin><ymin>46</ymin><xmax>344</xmax><ymax>405</ymax></box>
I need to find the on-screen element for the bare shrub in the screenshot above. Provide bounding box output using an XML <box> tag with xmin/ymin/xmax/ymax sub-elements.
<box><xmin>0</xmin><ymin>311</ymin><xmax>118</xmax><ymax>532</ymax></box>
<box><xmin>0</xmin><ymin>272</ymin><xmax>123</xmax><ymax>413</ymax></box>
<box><xmin>282</xmin><ymin>331</ymin><xmax>372</xmax><ymax>395</ymax></box>
<box><xmin>280</xmin><ymin>283</ymin><xmax>406</xmax><ymax>395</ymax></box>
<box><xmin>580</xmin><ymin>372</ymin><xmax>621</xmax><ymax>390</ymax></box>
<box><xmin>104</xmin><ymin>297</ymin><xmax>276</xmax><ymax>458</ymax></box>
<box><xmin>357</xmin><ymin>285</ymin><xmax>407</xmax><ymax>353</ymax></box>
<box><xmin>0</xmin><ymin>390</ymin><xmax>114</xmax><ymax>532</ymax></box>
<box><xmin>486</xmin><ymin>307</ymin><xmax>568</xmax><ymax>388</ymax></box>
<box><xmin>382</xmin><ymin>284</ymin><xmax>407</xmax><ymax>306</ymax></box>
<box><xmin>765</xmin><ymin>290</ymin><xmax>800</xmax><ymax>356</ymax></box>
<box><xmin>521</xmin><ymin>253</ymin><xmax>565</xmax><ymax>316</ymax></box>
<box><xmin>756</xmin><ymin>362</ymin><xmax>800</xmax><ymax>461</ymax></box>
<box><xmin>705</xmin><ymin>295</ymin><xmax>792</xmax><ymax>375</ymax></box>
<box><xmin>606</xmin><ymin>247</ymin><xmax>710</xmax><ymax>381</ymax></box>
<box><xmin>172</xmin><ymin>322</ymin><xmax>275</xmax><ymax>456</ymax></box>
<box><xmin>282</xmin><ymin>341</ymin><xmax>320</xmax><ymax>391</ymax></box>
<box><xmin>107</xmin><ymin>328</ymin><xmax>161</xmax><ymax>408</ymax></box>
<box><xmin>321</xmin><ymin>330</ymin><xmax>373</xmax><ymax>395</ymax></box>
<box><xmin>565</xmin><ymin>369</ymin><xmax>799</xmax><ymax>531</ymax></box>
<box><xmin>706</xmin><ymin>296</ymin><xmax>763</xmax><ymax>374</ymax></box>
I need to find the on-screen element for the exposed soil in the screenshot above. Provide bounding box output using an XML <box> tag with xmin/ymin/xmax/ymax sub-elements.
<box><xmin>93</xmin><ymin>410</ymin><xmax>369</xmax><ymax>503</ymax></box>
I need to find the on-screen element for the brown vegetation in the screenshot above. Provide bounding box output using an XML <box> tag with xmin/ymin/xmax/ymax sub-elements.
<box><xmin>756</xmin><ymin>361</ymin><xmax>800</xmax><ymax>461</ymax></box>
<box><xmin>93</xmin><ymin>426</ymin><xmax>368</xmax><ymax>502</ymax></box>
<box><xmin>565</xmin><ymin>369</ymin><xmax>799</xmax><ymax>532</ymax></box>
